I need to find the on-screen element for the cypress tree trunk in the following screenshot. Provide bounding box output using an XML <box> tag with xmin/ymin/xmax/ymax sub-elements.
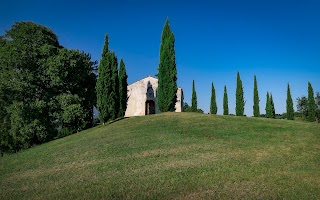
<box><xmin>210</xmin><ymin>82</ymin><xmax>217</xmax><ymax>114</ymax></box>
<box><xmin>286</xmin><ymin>83</ymin><xmax>294</xmax><ymax>120</ymax></box>
<box><xmin>191</xmin><ymin>80</ymin><xmax>197</xmax><ymax>112</ymax></box>
<box><xmin>223</xmin><ymin>85</ymin><xmax>229</xmax><ymax>115</ymax></box>
<box><xmin>236</xmin><ymin>72</ymin><xmax>245</xmax><ymax>116</ymax></box>
<box><xmin>157</xmin><ymin>19</ymin><xmax>177</xmax><ymax>112</ymax></box>
<box><xmin>253</xmin><ymin>75</ymin><xmax>260</xmax><ymax>117</ymax></box>
<box><xmin>118</xmin><ymin>59</ymin><xmax>128</xmax><ymax>118</ymax></box>
<box><xmin>307</xmin><ymin>82</ymin><xmax>316</xmax><ymax>122</ymax></box>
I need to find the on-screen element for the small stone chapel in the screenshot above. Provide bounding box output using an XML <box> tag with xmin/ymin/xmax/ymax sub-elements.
<box><xmin>125</xmin><ymin>76</ymin><xmax>184</xmax><ymax>117</ymax></box>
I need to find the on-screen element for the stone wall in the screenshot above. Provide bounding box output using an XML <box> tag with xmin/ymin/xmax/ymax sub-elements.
<box><xmin>125</xmin><ymin>76</ymin><xmax>183</xmax><ymax>117</ymax></box>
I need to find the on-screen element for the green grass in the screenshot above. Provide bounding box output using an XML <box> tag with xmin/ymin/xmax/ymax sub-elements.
<box><xmin>1</xmin><ymin>112</ymin><xmax>320</xmax><ymax>199</ymax></box>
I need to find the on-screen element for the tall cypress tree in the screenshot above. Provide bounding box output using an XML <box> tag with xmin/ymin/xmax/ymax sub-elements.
<box><xmin>286</xmin><ymin>83</ymin><xmax>294</xmax><ymax>120</ymax></box>
<box><xmin>111</xmin><ymin>52</ymin><xmax>119</xmax><ymax>120</ymax></box>
<box><xmin>223</xmin><ymin>85</ymin><xmax>229</xmax><ymax>115</ymax></box>
<box><xmin>270</xmin><ymin>94</ymin><xmax>275</xmax><ymax>118</ymax></box>
<box><xmin>118</xmin><ymin>59</ymin><xmax>128</xmax><ymax>118</ymax></box>
<box><xmin>265</xmin><ymin>92</ymin><xmax>270</xmax><ymax>118</ymax></box>
<box><xmin>210</xmin><ymin>82</ymin><xmax>217</xmax><ymax>114</ymax></box>
<box><xmin>307</xmin><ymin>82</ymin><xmax>316</xmax><ymax>122</ymax></box>
<box><xmin>236</xmin><ymin>72</ymin><xmax>245</xmax><ymax>116</ymax></box>
<box><xmin>191</xmin><ymin>80</ymin><xmax>197</xmax><ymax>112</ymax></box>
<box><xmin>157</xmin><ymin>19</ymin><xmax>177</xmax><ymax>112</ymax></box>
<box><xmin>96</xmin><ymin>35</ymin><xmax>119</xmax><ymax>124</ymax></box>
<box><xmin>253</xmin><ymin>75</ymin><xmax>260</xmax><ymax>117</ymax></box>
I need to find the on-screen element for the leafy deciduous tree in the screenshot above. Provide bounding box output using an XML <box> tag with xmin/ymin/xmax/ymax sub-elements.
<box><xmin>296</xmin><ymin>96</ymin><xmax>308</xmax><ymax>119</ymax></box>
<box><xmin>0</xmin><ymin>22</ymin><xmax>96</xmax><ymax>154</ymax></box>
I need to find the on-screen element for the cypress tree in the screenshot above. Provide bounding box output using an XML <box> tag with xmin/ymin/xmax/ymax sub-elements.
<box><xmin>270</xmin><ymin>94</ymin><xmax>275</xmax><ymax>118</ymax></box>
<box><xmin>210</xmin><ymin>82</ymin><xmax>217</xmax><ymax>114</ymax></box>
<box><xmin>253</xmin><ymin>75</ymin><xmax>260</xmax><ymax>117</ymax></box>
<box><xmin>111</xmin><ymin>52</ymin><xmax>119</xmax><ymax>120</ymax></box>
<box><xmin>236</xmin><ymin>72</ymin><xmax>245</xmax><ymax>116</ymax></box>
<box><xmin>265</xmin><ymin>92</ymin><xmax>270</xmax><ymax>118</ymax></box>
<box><xmin>191</xmin><ymin>80</ymin><xmax>197</xmax><ymax>112</ymax></box>
<box><xmin>96</xmin><ymin>35</ymin><xmax>119</xmax><ymax>124</ymax></box>
<box><xmin>286</xmin><ymin>83</ymin><xmax>294</xmax><ymax>120</ymax></box>
<box><xmin>157</xmin><ymin>19</ymin><xmax>177</xmax><ymax>112</ymax></box>
<box><xmin>223</xmin><ymin>85</ymin><xmax>229</xmax><ymax>115</ymax></box>
<box><xmin>118</xmin><ymin>59</ymin><xmax>128</xmax><ymax>118</ymax></box>
<box><xmin>307</xmin><ymin>82</ymin><xmax>316</xmax><ymax>122</ymax></box>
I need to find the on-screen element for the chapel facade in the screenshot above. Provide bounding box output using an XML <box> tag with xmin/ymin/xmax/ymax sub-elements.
<box><xmin>125</xmin><ymin>76</ymin><xmax>183</xmax><ymax>117</ymax></box>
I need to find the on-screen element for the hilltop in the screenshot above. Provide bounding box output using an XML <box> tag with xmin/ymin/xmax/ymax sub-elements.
<box><xmin>0</xmin><ymin>113</ymin><xmax>319</xmax><ymax>199</ymax></box>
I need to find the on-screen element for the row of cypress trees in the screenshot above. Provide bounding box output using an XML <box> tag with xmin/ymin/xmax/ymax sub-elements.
<box><xmin>96</xmin><ymin>35</ymin><xmax>128</xmax><ymax>124</ymax></box>
<box><xmin>206</xmin><ymin>73</ymin><xmax>316</xmax><ymax>121</ymax></box>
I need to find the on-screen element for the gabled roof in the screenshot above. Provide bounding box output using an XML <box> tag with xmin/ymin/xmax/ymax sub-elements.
<box><xmin>128</xmin><ymin>75</ymin><xmax>158</xmax><ymax>86</ymax></box>
<box><xmin>128</xmin><ymin>75</ymin><xmax>182</xmax><ymax>90</ymax></box>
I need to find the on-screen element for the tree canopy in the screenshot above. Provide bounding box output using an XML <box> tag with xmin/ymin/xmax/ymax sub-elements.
<box><xmin>0</xmin><ymin>22</ymin><xmax>96</xmax><ymax>154</ymax></box>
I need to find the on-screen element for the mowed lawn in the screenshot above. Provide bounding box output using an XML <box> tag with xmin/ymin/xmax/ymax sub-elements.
<box><xmin>0</xmin><ymin>112</ymin><xmax>320</xmax><ymax>199</ymax></box>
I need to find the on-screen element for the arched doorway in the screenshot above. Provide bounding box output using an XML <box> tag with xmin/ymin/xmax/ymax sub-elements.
<box><xmin>145</xmin><ymin>100</ymin><xmax>155</xmax><ymax>115</ymax></box>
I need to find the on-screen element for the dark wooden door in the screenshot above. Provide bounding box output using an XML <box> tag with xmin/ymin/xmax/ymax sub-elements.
<box><xmin>145</xmin><ymin>100</ymin><xmax>155</xmax><ymax>115</ymax></box>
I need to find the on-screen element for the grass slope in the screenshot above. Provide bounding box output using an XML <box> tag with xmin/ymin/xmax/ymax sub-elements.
<box><xmin>0</xmin><ymin>113</ymin><xmax>320</xmax><ymax>199</ymax></box>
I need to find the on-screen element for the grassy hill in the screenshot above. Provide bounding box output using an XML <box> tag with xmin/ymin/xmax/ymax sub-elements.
<box><xmin>1</xmin><ymin>112</ymin><xmax>320</xmax><ymax>199</ymax></box>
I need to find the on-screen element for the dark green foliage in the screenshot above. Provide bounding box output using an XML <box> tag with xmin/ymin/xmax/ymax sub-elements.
<box><xmin>118</xmin><ymin>59</ymin><xmax>128</xmax><ymax>118</ymax></box>
<box><xmin>296</xmin><ymin>96</ymin><xmax>308</xmax><ymax>119</ymax></box>
<box><xmin>307</xmin><ymin>82</ymin><xmax>316</xmax><ymax>122</ymax></box>
<box><xmin>184</xmin><ymin>102</ymin><xmax>203</xmax><ymax>113</ymax></box>
<box><xmin>47</xmin><ymin>48</ymin><xmax>97</xmax><ymax>129</ymax></box>
<box><xmin>223</xmin><ymin>85</ymin><xmax>229</xmax><ymax>115</ymax></box>
<box><xmin>191</xmin><ymin>80</ymin><xmax>197</xmax><ymax>112</ymax></box>
<box><xmin>0</xmin><ymin>22</ymin><xmax>96</xmax><ymax>154</ymax></box>
<box><xmin>316</xmin><ymin>92</ymin><xmax>320</xmax><ymax>123</ymax></box>
<box><xmin>56</xmin><ymin>94</ymin><xmax>86</xmax><ymax>137</ymax></box>
<box><xmin>96</xmin><ymin>35</ymin><xmax>119</xmax><ymax>123</ymax></box>
<box><xmin>265</xmin><ymin>92</ymin><xmax>271</xmax><ymax>118</ymax></box>
<box><xmin>286</xmin><ymin>83</ymin><xmax>294</xmax><ymax>120</ymax></box>
<box><xmin>253</xmin><ymin>75</ymin><xmax>260</xmax><ymax>117</ymax></box>
<box><xmin>157</xmin><ymin>19</ymin><xmax>177</xmax><ymax>112</ymax></box>
<box><xmin>196</xmin><ymin>108</ymin><xmax>204</xmax><ymax>113</ymax></box>
<box><xmin>270</xmin><ymin>94</ymin><xmax>276</xmax><ymax>118</ymax></box>
<box><xmin>236</xmin><ymin>72</ymin><xmax>245</xmax><ymax>116</ymax></box>
<box><xmin>183</xmin><ymin>102</ymin><xmax>191</xmax><ymax>112</ymax></box>
<box><xmin>111</xmin><ymin>53</ymin><xmax>119</xmax><ymax>119</ymax></box>
<box><xmin>210</xmin><ymin>82</ymin><xmax>217</xmax><ymax>114</ymax></box>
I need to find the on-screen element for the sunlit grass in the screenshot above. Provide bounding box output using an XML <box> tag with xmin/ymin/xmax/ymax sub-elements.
<box><xmin>0</xmin><ymin>112</ymin><xmax>319</xmax><ymax>199</ymax></box>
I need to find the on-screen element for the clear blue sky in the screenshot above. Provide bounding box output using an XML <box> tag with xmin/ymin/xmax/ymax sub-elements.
<box><xmin>1</xmin><ymin>0</ymin><xmax>319</xmax><ymax>115</ymax></box>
